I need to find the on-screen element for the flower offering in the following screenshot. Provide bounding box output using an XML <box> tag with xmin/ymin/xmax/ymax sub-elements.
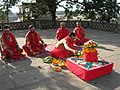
<box><xmin>83</xmin><ymin>40</ymin><xmax>98</xmax><ymax>62</ymax></box>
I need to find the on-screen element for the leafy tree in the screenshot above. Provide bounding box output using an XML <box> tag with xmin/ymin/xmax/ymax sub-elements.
<box><xmin>0</xmin><ymin>0</ymin><xmax>20</xmax><ymax>22</ymax></box>
<box><xmin>17</xmin><ymin>0</ymin><xmax>81</xmax><ymax>21</ymax></box>
<box><xmin>76</xmin><ymin>0</ymin><xmax>120</xmax><ymax>22</ymax></box>
<box><xmin>32</xmin><ymin>0</ymin><xmax>49</xmax><ymax>20</ymax></box>
<box><xmin>34</xmin><ymin>0</ymin><xmax>81</xmax><ymax>21</ymax></box>
<box><xmin>0</xmin><ymin>8</ymin><xmax>6</xmax><ymax>22</ymax></box>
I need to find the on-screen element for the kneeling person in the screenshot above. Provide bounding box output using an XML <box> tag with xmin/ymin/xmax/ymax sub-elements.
<box><xmin>51</xmin><ymin>32</ymin><xmax>78</xmax><ymax>59</ymax></box>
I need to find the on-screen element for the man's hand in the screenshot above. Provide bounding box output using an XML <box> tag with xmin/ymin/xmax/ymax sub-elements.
<box><xmin>73</xmin><ymin>50</ymin><xmax>78</xmax><ymax>54</ymax></box>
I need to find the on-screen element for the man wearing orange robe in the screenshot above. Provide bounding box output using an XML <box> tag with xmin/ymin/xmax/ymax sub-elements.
<box><xmin>51</xmin><ymin>32</ymin><xmax>78</xmax><ymax>59</ymax></box>
<box><xmin>73</xmin><ymin>22</ymin><xmax>89</xmax><ymax>45</ymax></box>
<box><xmin>23</xmin><ymin>25</ymin><xmax>47</xmax><ymax>56</ymax></box>
<box><xmin>1</xmin><ymin>26</ymin><xmax>23</xmax><ymax>60</ymax></box>
<box><xmin>55</xmin><ymin>22</ymin><xmax>70</xmax><ymax>41</ymax></box>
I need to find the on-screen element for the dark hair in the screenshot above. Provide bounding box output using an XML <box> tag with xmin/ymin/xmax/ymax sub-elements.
<box><xmin>29</xmin><ymin>25</ymin><xmax>35</xmax><ymax>29</ymax></box>
<box><xmin>3</xmin><ymin>25</ymin><xmax>10</xmax><ymax>29</ymax></box>
<box><xmin>69</xmin><ymin>32</ymin><xmax>75</xmax><ymax>37</ymax></box>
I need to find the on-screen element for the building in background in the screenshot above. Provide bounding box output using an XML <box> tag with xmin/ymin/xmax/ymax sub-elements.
<box><xmin>8</xmin><ymin>11</ymin><xmax>19</xmax><ymax>22</ymax></box>
<box><xmin>17</xmin><ymin>2</ymin><xmax>52</xmax><ymax>21</ymax></box>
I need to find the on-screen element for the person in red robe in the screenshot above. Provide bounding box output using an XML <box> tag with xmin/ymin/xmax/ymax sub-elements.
<box><xmin>0</xmin><ymin>26</ymin><xmax>23</xmax><ymax>60</ymax></box>
<box><xmin>51</xmin><ymin>32</ymin><xmax>78</xmax><ymax>59</ymax></box>
<box><xmin>73</xmin><ymin>22</ymin><xmax>89</xmax><ymax>45</ymax></box>
<box><xmin>23</xmin><ymin>25</ymin><xmax>47</xmax><ymax>56</ymax></box>
<box><xmin>55</xmin><ymin>22</ymin><xmax>70</xmax><ymax>41</ymax></box>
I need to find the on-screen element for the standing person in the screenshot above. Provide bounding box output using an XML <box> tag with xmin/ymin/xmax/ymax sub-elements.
<box><xmin>73</xmin><ymin>22</ymin><xmax>89</xmax><ymax>45</ymax></box>
<box><xmin>55</xmin><ymin>22</ymin><xmax>70</xmax><ymax>41</ymax></box>
<box><xmin>1</xmin><ymin>25</ymin><xmax>23</xmax><ymax>60</ymax></box>
<box><xmin>23</xmin><ymin>25</ymin><xmax>47</xmax><ymax>56</ymax></box>
<box><xmin>51</xmin><ymin>32</ymin><xmax>78</xmax><ymax>59</ymax></box>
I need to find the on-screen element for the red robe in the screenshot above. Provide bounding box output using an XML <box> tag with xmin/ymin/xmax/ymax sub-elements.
<box><xmin>23</xmin><ymin>31</ymin><xmax>46</xmax><ymax>55</ymax></box>
<box><xmin>1</xmin><ymin>32</ymin><xmax>23</xmax><ymax>59</ymax></box>
<box><xmin>74</xmin><ymin>26</ymin><xmax>89</xmax><ymax>45</ymax></box>
<box><xmin>57</xmin><ymin>28</ymin><xmax>70</xmax><ymax>41</ymax></box>
<box><xmin>50</xmin><ymin>36</ymin><xmax>76</xmax><ymax>59</ymax></box>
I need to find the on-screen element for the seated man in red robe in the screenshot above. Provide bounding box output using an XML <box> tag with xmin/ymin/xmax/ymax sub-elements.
<box><xmin>55</xmin><ymin>22</ymin><xmax>70</xmax><ymax>41</ymax></box>
<box><xmin>51</xmin><ymin>32</ymin><xmax>78</xmax><ymax>59</ymax></box>
<box><xmin>23</xmin><ymin>25</ymin><xmax>47</xmax><ymax>56</ymax></box>
<box><xmin>1</xmin><ymin>26</ymin><xmax>23</xmax><ymax>60</ymax></box>
<box><xmin>73</xmin><ymin>22</ymin><xmax>89</xmax><ymax>45</ymax></box>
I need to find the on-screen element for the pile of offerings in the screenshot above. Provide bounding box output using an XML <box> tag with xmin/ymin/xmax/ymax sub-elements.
<box><xmin>43</xmin><ymin>56</ymin><xmax>66</xmax><ymax>72</ymax></box>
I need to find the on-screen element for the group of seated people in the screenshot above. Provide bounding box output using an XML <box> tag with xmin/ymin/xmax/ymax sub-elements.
<box><xmin>0</xmin><ymin>21</ymin><xmax>89</xmax><ymax>62</ymax></box>
<box><xmin>0</xmin><ymin>25</ymin><xmax>47</xmax><ymax>60</ymax></box>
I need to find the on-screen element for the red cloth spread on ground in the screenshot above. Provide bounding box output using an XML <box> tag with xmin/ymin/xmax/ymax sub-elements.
<box><xmin>23</xmin><ymin>31</ymin><xmax>46</xmax><ymax>55</ymax></box>
<box><xmin>57</xmin><ymin>28</ymin><xmax>70</xmax><ymax>41</ymax></box>
<box><xmin>1</xmin><ymin>32</ymin><xmax>23</xmax><ymax>59</ymax></box>
<box><xmin>50</xmin><ymin>36</ymin><xmax>76</xmax><ymax>59</ymax></box>
<box><xmin>74</xmin><ymin>26</ymin><xmax>89</xmax><ymax>45</ymax></box>
<box><xmin>66</xmin><ymin>58</ymin><xmax>113</xmax><ymax>81</ymax></box>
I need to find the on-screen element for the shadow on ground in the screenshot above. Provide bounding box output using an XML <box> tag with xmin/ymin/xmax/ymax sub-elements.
<box><xmin>97</xmin><ymin>45</ymin><xmax>114</xmax><ymax>51</ymax></box>
<box><xmin>0</xmin><ymin>56</ymin><xmax>82</xmax><ymax>90</ymax></box>
<box><xmin>89</xmin><ymin>70</ymin><xmax>120</xmax><ymax>90</ymax></box>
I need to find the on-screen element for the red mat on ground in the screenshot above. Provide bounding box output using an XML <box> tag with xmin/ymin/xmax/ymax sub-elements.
<box><xmin>34</xmin><ymin>44</ymin><xmax>55</xmax><ymax>58</ymax></box>
<box><xmin>5</xmin><ymin>44</ymin><xmax>55</xmax><ymax>62</ymax></box>
<box><xmin>66</xmin><ymin>58</ymin><xmax>114</xmax><ymax>81</ymax></box>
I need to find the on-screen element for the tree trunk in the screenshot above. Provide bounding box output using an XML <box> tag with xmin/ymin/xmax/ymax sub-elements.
<box><xmin>51</xmin><ymin>9</ymin><xmax>56</xmax><ymax>28</ymax></box>
<box><xmin>6</xmin><ymin>3</ymin><xmax>9</xmax><ymax>23</ymax></box>
<box><xmin>6</xmin><ymin>11</ymin><xmax>9</xmax><ymax>23</ymax></box>
<box><xmin>51</xmin><ymin>9</ymin><xmax>56</xmax><ymax>21</ymax></box>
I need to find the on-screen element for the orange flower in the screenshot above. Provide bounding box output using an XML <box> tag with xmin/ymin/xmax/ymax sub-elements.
<box><xmin>84</xmin><ymin>40</ymin><xmax>97</xmax><ymax>48</ymax></box>
<box><xmin>91</xmin><ymin>48</ymin><xmax>97</xmax><ymax>52</ymax></box>
<box><xmin>54</xmin><ymin>67</ymin><xmax>61</xmax><ymax>72</ymax></box>
<box><xmin>52</xmin><ymin>59</ymin><xmax>60</xmax><ymax>65</ymax></box>
<box><xmin>84</xmin><ymin>48</ymin><xmax>91</xmax><ymax>53</ymax></box>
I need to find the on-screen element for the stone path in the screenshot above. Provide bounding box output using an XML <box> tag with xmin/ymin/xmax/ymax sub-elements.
<box><xmin>0</xmin><ymin>28</ymin><xmax>120</xmax><ymax>90</ymax></box>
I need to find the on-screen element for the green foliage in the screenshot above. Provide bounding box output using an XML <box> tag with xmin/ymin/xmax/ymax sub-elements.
<box><xmin>0</xmin><ymin>9</ymin><xmax>6</xmax><ymax>21</ymax></box>
<box><xmin>32</xmin><ymin>0</ymin><xmax>81</xmax><ymax>21</ymax></box>
<box><xmin>2</xmin><ymin>0</ymin><xmax>20</xmax><ymax>7</ymax></box>
<box><xmin>0</xmin><ymin>0</ymin><xmax>20</xmax><ymax>22</ymax></box>
<box><xmin>16</xmin><ymin>0</ymin><xmax>120</xmax><ymax>22</ymax></box>
<box><xmin>42</xmin><ymin>56</ymin><xmax>54</xmax><ymax>63</ymax></box>
<box><xmin>75</xmin><ymin>0</ymin><xmax>120</xmax><ymax>22</ymax></box>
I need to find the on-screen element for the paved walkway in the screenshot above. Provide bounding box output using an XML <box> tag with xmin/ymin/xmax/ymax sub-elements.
<box><xmin>0</xmin><ymin>28</ymin><xmax>120</xmax><ymax>90</ymax></box>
